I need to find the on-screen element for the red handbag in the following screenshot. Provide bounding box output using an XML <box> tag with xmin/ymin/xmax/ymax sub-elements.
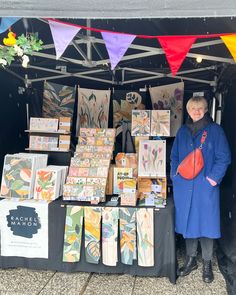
<box><xmin>177</xmin><ymin>131</ymin><xmax>207</xmax><ymax>180</ymax></box>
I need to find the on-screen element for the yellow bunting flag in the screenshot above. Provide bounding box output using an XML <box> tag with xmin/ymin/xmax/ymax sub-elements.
<box><xmin>221</xmin><ymin>35</ymin><xmax>236</xmax><ymax>61</ymax></box>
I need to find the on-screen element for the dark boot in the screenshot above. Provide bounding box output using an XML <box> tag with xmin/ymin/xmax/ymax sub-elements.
<box><xmin>178</xmin><ymin>256</ymin><xmax>198</xmax><ymax>276</ymax></box>
<box><xmin>202</xmin><ymin>260</ymin><xmax>214</xmax><ymax>283</ymax></box>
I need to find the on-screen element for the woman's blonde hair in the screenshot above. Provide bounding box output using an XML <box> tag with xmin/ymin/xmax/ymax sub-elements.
<box><xmin>186</xmin><ymin>96</ymin><xmax>208</xmax><ymax>111</ymax></box>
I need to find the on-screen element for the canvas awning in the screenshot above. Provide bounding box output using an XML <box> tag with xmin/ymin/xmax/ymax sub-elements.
<box><xmin>1</xmin><ymin>0</ymin><xmax>236</xmax><ymax>18</ymax></box>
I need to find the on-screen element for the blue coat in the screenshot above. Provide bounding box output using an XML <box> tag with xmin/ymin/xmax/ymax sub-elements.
<box><xmin>170</xmin><ymin>122</ymin><xmax>231</xmax><ymax>239</ymax></box>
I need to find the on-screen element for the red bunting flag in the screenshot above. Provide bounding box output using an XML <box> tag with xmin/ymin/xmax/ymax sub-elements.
<box><xmin>157</xmin><ymin>36</ymin><xmax>197</xmax><ymax>76</ymax></box>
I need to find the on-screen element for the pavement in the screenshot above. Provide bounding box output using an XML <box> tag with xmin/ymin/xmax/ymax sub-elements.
<box><xmin>0</xmin><ymin>254</ymin><xmax>227</xmax><ymax>295</ymax></box>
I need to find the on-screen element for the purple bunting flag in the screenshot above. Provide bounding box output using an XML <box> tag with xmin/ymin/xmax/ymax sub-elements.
<box><xmin>48</xmin><ymin>20</ymin><xmax>80</xmax><ymax>59</ymax></box>
<box><xmin>102</xmin><ymin>32</ymin><xmax>136</xmax><ymax>70</ymax></box>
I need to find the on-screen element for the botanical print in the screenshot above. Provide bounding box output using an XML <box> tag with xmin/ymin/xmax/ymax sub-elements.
<box><xmin>102</xmin><ymin>207</ymin><xmax>119</xmax><ymax>266</ymax></box>
<box><xmin>63</xmin><ymin>206</ymin><xmax>84</xmax><ymax>262</ymax></box>
<box><xmin>138</xmin><ymin>140</ymin><xmax>166</xmax><ymax>177</ymax></box>
<box><xmin>29</xmin><ymin>118</ymin><xmax>59</xmax><ymax>132</ymax></box>
<box><xmin>136</xmin><ymin>208</ymin><xmax>154</xmax><ymax>267</ymax></box>
<box><xmin>33</xmin><ymin>169</ymin><xmax>59</xmax><ymax>201</ymax></box>
<box><xmin>113</xmin><ymin>90</ymin><xmax>146</xmax><ymax>128</ymax></box>
<box><xmin>76</xmin><ymin>145</ymin><xmax>114</xmax><ymax>154</ymax></box>
<box><xmin>43</xmin><ymin>81</ymin><xmax>76</xmax><ymax>118</ymax></box>
<box><xmin>63</xmin><ymin>184</ymin><xmax>94</xmax><ymax>201</ymax></box>
<box><xmin>0</xmin><ymin>155</ymin><xmax>33</xmax><ymax>199</ymax></box>
<box><xmin>74</xmin><ymin>152</ymin><xmax>111</xmax><ymax>159</ymax></box>
<box><xmin>84</xmin><ymin>207</ymin><xmax>102</xmax><ymax>264</ymax></box>
<box><xmin>78</xmin><ymin>136</ymin><xmax>114</xmax><ymax>146</ymax></box>
<box><xmin>119</xmin><ymin>208</ymin><xmax>137</xmax><ymax>265</ymax></box>
<box><xmin>131</xmin><ymin>110</ymin><xmax>151</xmax><ymax>136</ymax></box>
<box><xmin>151</xmin><ymin>110</ymin><xmax>170</xmax><ymax>137</ymax></box>
<box><xmin>76</xmin><ymin>87</ymin><xmax>111</xmax><ymax>134</ymax></box>
<box><xmin>70</xmin><ymin>157</ymin><xmax>110</xmax><ymax>168</ymax></box>
<box><xmin>149</xmin><ymin>82</ymin><xmax>184</xmax><ymax>137</ymax></box>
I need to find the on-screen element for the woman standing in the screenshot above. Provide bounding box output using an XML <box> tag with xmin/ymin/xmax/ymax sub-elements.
<box><xmin>171</xmin><ymin>96</ymin><xmax>231</xmax><ymax>283</ymax></box>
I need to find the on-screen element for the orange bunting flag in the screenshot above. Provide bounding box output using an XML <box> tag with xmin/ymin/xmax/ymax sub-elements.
<box><xmin>157</xmin><ymin>36</ymin><xmax>197</xmax><ymax>76</ymax></box>
<box><xmin>221</xmin><ymin>35</ymin><xmax>236</xmax><ymax>62</ymax></box>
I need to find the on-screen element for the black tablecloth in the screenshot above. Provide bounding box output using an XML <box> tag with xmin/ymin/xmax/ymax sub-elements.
<box><xmin>0</xmin><ymin>198</ymin><xmax>177</xmax><ymax>284</ymax></box>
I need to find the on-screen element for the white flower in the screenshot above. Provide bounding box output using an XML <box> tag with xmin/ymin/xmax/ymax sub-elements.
<box><xmin>13</xmin><ymin>44</ymin><xmax>24</xmax><ymax>57</ymax></box>
<box><xmin>0</xmin><ymin>58</ymin><xmax>7</xmax><ymax>66</ymax></box>
<box><xmin>22</xmin><ymin>55</ymin><xmax>29</xmax><ymax>68</ymax></box>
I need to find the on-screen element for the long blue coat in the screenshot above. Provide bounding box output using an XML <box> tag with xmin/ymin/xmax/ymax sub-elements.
<box><xmin>170</xmin><ymin>122</ymin><xmax>231</xmax><ymax>238</ymax></box>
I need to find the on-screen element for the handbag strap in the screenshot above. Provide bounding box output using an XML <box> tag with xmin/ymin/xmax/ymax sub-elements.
<box><xmin>199</xmin><ymin>130</ymin><xmax>207</xmax><ymax>149</ymax></box>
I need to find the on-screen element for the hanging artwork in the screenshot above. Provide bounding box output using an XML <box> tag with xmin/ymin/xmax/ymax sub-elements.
<box><xmin>131</xmin><ymin>110</ymin><xmax>151</xmax><ymax>136</ymax></box>
<box><xmin>119</xmin><ymin>207</ymin><xmax>137</xmax><ymax>265</ymax></box>
<box><xmin>150</xmin><ymin>110</ymin><xmax>170</xmax><ymax>137</ymax></box>
<box><xmin>42</xmin><ymin>81</ymin><xmax>76</xmax><ymax>118</ymax></box>
<box><xmin>138</xmin><ymin>140</ymin><xmax>166</xmax><ymax>177</ymax></box>
<box><xmin>113</xmin><ymin>90</ymin><xmax>146</xmax><ymax>128</ymax></box>
<box><xmin>84</xmin><ymin>207</ymin><xmax>102</xmax><ymax>264</ymax></box>
<box><xmin>63</xmin><ymin>206</ymin><xmax>84</xmax><ymax>262</ymax></box>
<box><xmin>76</xmin><ymin>87</ymin><xmax>111</xmax><ymax>134</ymax></box>
<box><xmin>149</xmin><ymin>82</ymin><xmax>184</xmax><ymax>137</ymax></box>
<box><xmin>102</xmin><ymin>207</ymin><xmax>119</xmax><ymax>266</ymax></box>
<box><xmin>137</xmin><ymin>208</ymin><xmax>154</xmax><ymax>267</ymax></box>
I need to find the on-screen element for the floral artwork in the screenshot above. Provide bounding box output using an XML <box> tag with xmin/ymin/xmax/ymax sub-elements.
<box><xmin>119</xmin><ymin>208</ymin><xmax>137</xmax><ymax>265</ymax></box>
<box><xmin>34</xmin><ymin>169</ymin><xmax>58</xmax><ymax>201</ymax></box>
<box><xmin>149</xmin><ymin>82</ymin><xmax>184</xmax><ymax>137</ymax></box>
<box><xmin>63</xmin><ymin>206</ymin><xmax>84</xmax><ymax>262</ymax></box>
<box><xmin>84</xmin><ymin>207</ymin><xmax>102</xmax><ymax>264</ymax></box>
<box><xmin>43</xmin><ymin>81</ymin><xmax>76</xmax><ymax>118</ymax></box>
<box><xmin>131</xmin><ymin>110</ymin><xmax>151</xmax><ymax>136</ymax></box>
<box><xmin>102</xmin><ymin>207</ymin><xmax>119</xmax><ymax>266</ymax></box>
<box><xmin>151</xmin><ymin>110</ymin><xmax>170</xmax><ymax>137</ymax></box>
<box><xmin>113</xmin><ymin>90</ymin><xmax>146</xmax><ymax>128</ymax></box>
<box><xmin>0</xmin><ymin>155</ymin><xmax>33</xmax><ymax>199</ymax></box>
<box><xmin>76</xmin><ymin>87</ymin><xmax>111</xmax><ymax>134</ymax></box>
<box><xmin>136</xmin><ymin>208</ymin><xmax>154</xmax><ymax>267</ymax></box>
<box><xmin>138</xmin><ymin>140</ymin><xmax>166</xmax><ymax>177</ymax></box>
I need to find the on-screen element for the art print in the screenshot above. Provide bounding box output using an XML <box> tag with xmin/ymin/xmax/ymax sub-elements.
<box><xmin>138</xmin><ymin>140</ymin><xmax>166</xmax><ymax>177</ymax></box>
<box><xmin>151</xmin><ymin>110</ymin><xmax>170</xmax><ymax>137</ymax></box>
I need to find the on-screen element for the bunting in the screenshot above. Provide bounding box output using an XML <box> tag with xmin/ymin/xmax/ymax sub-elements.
<box><xmin>101</xmin><ymin>32</ymin><xmax>136</xmax><ymax>70</ymax></box>
<box><xmin>221</xmin><ymin>35</ymin><xmax>236</xmax><ymax>62</ymax></box>
<box><xmin>157</xmin><ymin>36</ymin><xmax>197</xmax><ymax>76</ymax></box>
<box><xmin>0</xmin><ymin>17</ymin><xmax>21</xmax><ymax>34</ymax></box>
<box><xmin>48</xmin><ymin>20</ymin><xmax>80</xmax><ymax>59</ymax></box>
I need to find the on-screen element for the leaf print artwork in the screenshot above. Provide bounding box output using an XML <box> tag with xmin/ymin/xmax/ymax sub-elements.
<box><xmin>76</xmin><ymin>87</ymin><xmax>111</xmax><ymax>135</ymax></box>
<box><xmin>63</xmin><ymin>206</ymin><xmax>84</xmax><ymax>263</ymax></box>
<box><xmin>137</xmin><ymin>208</ymin><xmax>154</xmax><ymax>267</ymax></box>
<box><xmin>102</xmin><ymin>207</ymin><xmax>119</xmax><ymax>266</ymax></box>
<box><xmin>149</xmin><ymin>82</ymin><xmax>184</xmax><ymax>137</ymax></box>
<box><xmin>0</xmin><ymin>155</ymin><xmax>33</xmax><ymax>198</ymax></box>
<box><xmin>43</xmin><ymin>81</ymin><xmax>76</xmax><ymax>118</ymax></box>
<box><xmin>151</xmin><ymin>110</ymin><xmax>170</xmax><ymax>137</ymax></box>
<box><xmin>131</xmin><ymin>110</ymin><xmax>151</xmax><ymax>136</ymax></box>
<box><xmin>84</xmin><ymin>207</ymin><xmax>102</xmax><ymax>264</ymax></box>
<box><xmin>119</xmin><ymin>208</ymin><xmax>137</xmax><ymax>265</ymax></box>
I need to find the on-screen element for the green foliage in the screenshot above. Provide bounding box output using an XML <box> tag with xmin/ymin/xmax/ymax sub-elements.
<box><xmin>0</xmin><ymin>33</ymin><xmax>43</xmax><ymax>66</ymax></box>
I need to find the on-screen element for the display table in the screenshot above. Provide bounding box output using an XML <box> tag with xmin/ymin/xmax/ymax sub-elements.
<box><xmin>0</xmin><ymin>197</ymin><xmax>176</xmax><ymax>284</ymax></box>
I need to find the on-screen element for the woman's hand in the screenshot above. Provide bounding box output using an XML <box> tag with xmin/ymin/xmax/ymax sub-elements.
<box><xmin>206</xmin><ymin>176</ymin><xmax>217</xmax><ymax>186</ymax></box>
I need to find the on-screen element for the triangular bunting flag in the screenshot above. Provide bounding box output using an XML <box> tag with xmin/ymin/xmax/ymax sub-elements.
<box><xmin>101</xmin><ymin>32</ymin><xmax>136</xmax><ymax>70</ymax></box>
<box><xmin>48</xmin><ymin>20</ymin><xmax>80</xmax><ymax>59</ymax></box>
<box><xmin>157</xmin><ymin>36</ymin><xmax>196</xmax><ymax>76</ymax></box>
<box><xmin>221</xmin><ymin>34</ymin><xmax>236</xmax><ymax>61</ymax></box>
<box><xmin>0</xmin><ymin>17</ymin><xmax>21</xmax><ymax>34</ymax></box>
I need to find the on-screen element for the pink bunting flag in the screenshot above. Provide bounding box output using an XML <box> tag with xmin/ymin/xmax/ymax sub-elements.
<box><xmin>102</xmin><ymin>32</ymin><xmax>136</xmax><ymax>70</ymax></box>
<box><xmin>48</xmin><ymin>20</ymin><xmax>81</xmax><ymax>59</ymax></box>
<box><xmin>157</xmin><ymin>36</ymin><xmax>197</xmax><ymax>76</ymax></box>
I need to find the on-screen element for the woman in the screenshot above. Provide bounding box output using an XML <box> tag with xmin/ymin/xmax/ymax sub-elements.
<box><xmin>171</xmin><ymin>96</ymin><xmax>231</xmax><ymax>283</ymax></box>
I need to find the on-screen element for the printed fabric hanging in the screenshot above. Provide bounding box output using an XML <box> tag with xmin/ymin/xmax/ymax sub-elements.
<box><xmin>63</xmin><ymin>206</ymin><xmax>84</xmax><ymax>262</ymax></box>
<box><xmin>136</xmin><ymin>208</ymin><xmax>154</xmax><ymax>267</ymax></box>
<box><xmin>102</xmin><ymin>207</ymin><xmax>119</xmax><ymax>266</ymax></box>
<box><xmin>119</xmin><ymin>207</ymin><xmax>137</xmax><ymax>265</ymax></box>
<box><xmin>84</xmin><ymin>207</ymin><xmax>102</xmax><ymax>264</ymax></box>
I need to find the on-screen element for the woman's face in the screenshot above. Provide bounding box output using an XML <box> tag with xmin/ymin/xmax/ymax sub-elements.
<box><xmin>187</xmin><ymin>102</ymin><xmax>207</xmax><ymax>122</ymax></box>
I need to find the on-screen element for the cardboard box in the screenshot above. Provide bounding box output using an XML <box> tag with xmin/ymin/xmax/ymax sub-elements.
<box><xmin>59</xmin><ymin>117</ymin><xmax>72</xmax><ymax>132</ymax></box>
<box><xmin>59</xmin><ymin>135</ymin><xmax>70</xmax><ymax>150</ymax></box>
